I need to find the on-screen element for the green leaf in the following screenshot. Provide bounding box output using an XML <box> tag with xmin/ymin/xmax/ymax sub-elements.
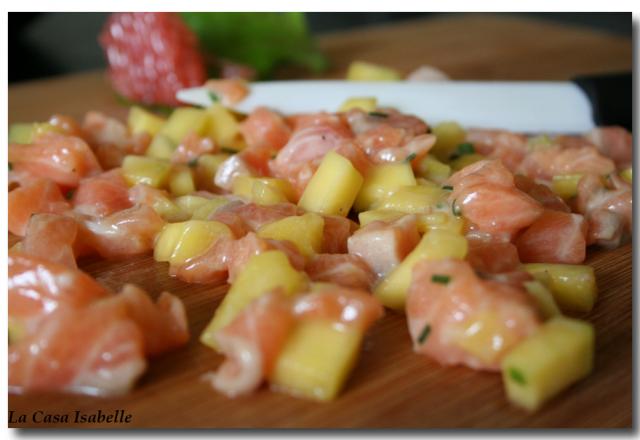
<box><xmin>405</xmin><ymin>153</ymin><xmax>417</xmax><ymax>164</ymax></box>
<box><xmin>431</xmin><ymin>274</ymin><xmax>451</xmax><ymax>285</ymax></box>
<box><xmin>509</xmin><ymin>368</ymin><xmax>527</xmax><ymax>385</ymax></box>
<box><xmin>417</xmin><ymin>324</ymin><xmax>431</xmax><ymax>344</ymax></box>
<box><xmin>181</xmin><ymin>13</ymin><xmax>328</xmax><ymax>78</ymax></box>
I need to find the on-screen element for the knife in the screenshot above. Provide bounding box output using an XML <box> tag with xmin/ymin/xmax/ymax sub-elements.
<box><xmin>176</xmin><ymin>72</ymin><xmax>631</xmax><ymax>133</ymax></box>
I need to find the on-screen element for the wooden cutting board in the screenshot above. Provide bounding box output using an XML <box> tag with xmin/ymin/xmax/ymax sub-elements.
<box><xmin>8</xmin><ymin>14</ymin><xmax>633</xmax><ymax>428</ymax></box>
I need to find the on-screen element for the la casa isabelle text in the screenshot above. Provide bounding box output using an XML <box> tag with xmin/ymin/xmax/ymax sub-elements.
<box><xmin>9</xmin><ymin>409</ymin><xmax>132</xmax><ymax>424</ymax></box>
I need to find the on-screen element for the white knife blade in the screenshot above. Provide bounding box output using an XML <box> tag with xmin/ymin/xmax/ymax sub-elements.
<box><xmin>177</xmin><ymin>80</ymin><xmax>595</xmax><ymax>133</ymax></box>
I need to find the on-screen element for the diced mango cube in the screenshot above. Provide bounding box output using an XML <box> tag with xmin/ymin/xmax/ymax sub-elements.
<box><xmin>346</xmin><ymin>60</ymin><xmax>401</xmax><ymax>81</ymax></box>
<box><xmin>339</xmin><ymin>97</ymin><xmax>378</xmax><ymax>112</ymax></box>
<box><xmin>168</xmin><ymin>166</ymin><xmax>196</xmax><ymax>196</ymax></box>
<box><xmin>8</xmin><ymin>122</ymin><xmax>62</xmax><ymax>144</ymax></box>
<box><xmin>128</xmin><ymin>106</ymin><xmax>165</xmax><ymax>137</ymax></box>
<box><xmin>194</xmin><ymin>153</ymin><xmax>231</xmax><ymax>190</ymax></box>
<box><xmin>232</xmin><ymin>176</ymin><xmax>294</xmax><ymax>205</ymax></box>
<box><xmin>270</xmin><ymin>320</ymin><xmax>363</xmax><ymax>401</ymax></box>
<box><xmin>523</xmin><ymin>263</ymin><xmax>597</xmax><ymax>313</ymax></box>
<box><xmin>358</xmin><ymin>209</ymin><xmax>404</xmax><ymax>227</ymax></box>
<box><xmin>523</xmin><ymin>280</ymin><xmax>561</xmax><ymax>319</ymax></box>
<box><xmin>415</xmin><ymin>211</ymin><xmax>465</xmax><ymax>234</ymax></box>
<box><xmin>153</xmin><ymin>220</ymin><xmax>231</xmax><ymax>266</ymax></box>
<box><xmin>122</xmin><ymin>155</ymin><xmax>172</xmax><ymax>188</ymax></box>
<box><xmin>354</xmin><ymin>162</ymin><xmax>416</xmax><ymax>212</ymax></box>
<box><xmin>620</xmin><ymin>168</ymin><xmax>632</xmax><ymax>184</ymax></box>
<box><xmin>298</xmin><ymin>151</ymin><xmax>364</xmax><ymax>217</ymax></box>
<box><xmin>257</xmin><ymin>213</ymin><xmax>324</xmax><ymax>258</ymax></box>
<box><xmin>415</xmin><ymin>155</ymin><xmax>451</xmax><ymax>184</ymax></box>
<box><xmin>159</xmin><ymin>107</ymin><xmax>209</xmax><ymax>144</ymax></box>
<box><xmin>374</xmin><ymin>230</ymin><xmax>468</xmax><ymax>310</ymax></box>
<box><xmin>430</xmin><ymin>122</ymin><xmax>467</xmax><ymax>161</ymax></box>
<box><xmin>449</xmin><ymin>153</ymin><xmax>485</xmax><ymax>171</ymax></box>
<box><xmin>501</xmin><ymin>316</ymin><xmax>594</xmax><ymax>411</ymax></box>
<box><xmin>205</xmin><ymin>104</ymin><xmax>242</xmax><ymax>149</ymax></box>
<box><xmin>551</xmin><ymin>174</ymin><xmax>583</xmax><ymax>200</ymax></box>
<box><xmin>146</xmin><ymin>134</ymin><xmax>177</xmax><ymax>160</ymax></box>
<box><xmin>371</xmin><ymin>185</ymin><xmax>445</xmax><ymax>214</ymax></box>
<box><xmin>200</xmin><ymin>250</ymin><xmax>308</xmax><ymax>350</ymax></box>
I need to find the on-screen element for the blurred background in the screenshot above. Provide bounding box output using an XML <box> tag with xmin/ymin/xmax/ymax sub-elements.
<box><xmin>9</xmin><ymin>12</ymin><xmax>631</xmax><ymax>83</ymax></box>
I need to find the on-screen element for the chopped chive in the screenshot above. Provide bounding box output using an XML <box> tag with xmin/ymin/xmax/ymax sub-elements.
<box><xmin>405</xmin><ymin>152</ymin><xmax>417</xmax><ymax>163</ymax></box>
<box><xmin>65</xmin><ymin>189</ymin><xmax>75</xmax><ymax>200</ymax></box>
<box><xmin>369</xmin><ymin>111</ymin><xmax>388</xmax><ymax>118</ymax></box>
<box><xmin>8</xmin><ymin>162</ymin><xmax>13</xmax><ymax>171</ymax></box>
<box><xmin>431</xmin><ymin>274</ymin><xmax>451</xmax><ymax>285</ymax></box>
<box><xmin>187</xmin><ymin>158</ymin><xmax>199</xmax><ymax>168</ymax></box>
<box><xmin>436</xmin><ymin>202</ymin><xmax>445</xmax><ymax>209</ymax></box>
<box><xmin>208</xmin><ymin>91</ymin><xmax>220</xmax><ymax>103</ymax></box>
<box><xmin>452</xmin><ymin>199</ymin><xmax>462</xmax><ymax>217</ymax></box>
<box><xmin>417</xmin><ymin>324</ymin><xmax>431</xmax><ymax>344</ymax></box>
<box><xmin>270</xmin><ymin>153</ymin><xmax>277</xmax><ymax>160</ymax></box>
<box><xmin>457</xmin><ymin>142</ymin><xmax>475</xmax><ymax>155</ymax></box>
<box><xmin>220</xmin><ymin>147</ymin><xmax>238</xmax><ymax>155</ymax></box>
<box><xmin>509</xmin><ymin>368</ymin><xmax>527</xmax><ymax>385</ymax></box>
<box><xmin>442</xmin><ymin>185</ymin><xmax>453</xmax><ymax>191</ymax></box>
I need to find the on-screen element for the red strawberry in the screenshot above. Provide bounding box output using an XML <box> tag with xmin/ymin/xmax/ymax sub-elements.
<box><xmin>99</xmin><ymin>13</ymin><xmax>206</xmax><ymax>106</ymax></box>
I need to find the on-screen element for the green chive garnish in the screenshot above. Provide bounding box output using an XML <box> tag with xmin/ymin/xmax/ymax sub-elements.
<box><xmin>369</xmin><ymin>111</ymin><xmax>388</xmax><ymax>118</ymax></box>
<box><xmin>65</xmin><ymin>189</ymin><xmax>75</xmax><ymax>200</ymax></box>
<box><xmin>442</xmin><ymin>185</ymin><xmax>453</xmax><ymax>191</ymax></box>
<box><xmin>187</xmin><ymin>158</ymin><xmax>199</xmax><ymax>168</ymax></box>
<box><xmin>208</xmin><ymin>91</ymin><xmax>220</xmax><ymax>103</ymax></box>
<box><xmin>509</xmin><ymin>368</ymin><xmax>527</xmax><ymax>385</ymax></box>
<box><xmin>417</xmin><ymin>324</ymin><xmax>431</xmax><ymax>344</ymax></box>
<box><xmin>8</xmin><ymin>162</ymin><xmax>13</xmax><ymax>171</ymax></box>
<box><xmin>405</xmin><ymin>153</ymin><xmax>417</xmax><ymax>163</ymax></box>
<box><xmin>220</xmin><ymin>147</ymin><xmax>238</xmax><ymax>155</ymax></box>
<box><xmin>431</xmin><ymin>274</ymin><xmax>451</xmax><ymax>285</ymax></box>
<box><xmin>457</xmin><ymin>143</ymin><xmax>475</xmax><ymax>155</ymax></box>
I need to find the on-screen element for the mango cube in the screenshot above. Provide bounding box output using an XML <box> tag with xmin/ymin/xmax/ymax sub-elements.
<box><xmin>9</xmin><ymin>122</ymin><xmax>62</xmax><ymax>144</ymax></box>
<box><xmin>270</xmin><ymin>320</ymin><xmax>363</xmax><ymax>401</ymax></box>
<box><xmin>430</xmin><ymin>122</ymin><xmax>467</xmax><ymax>161</ymax></box>
<box><xmin>416</xmin><ymin>155</ymin><xmax>451</xmax><ymax>184</ymax></box>
<box><xmin>346</xmin><ymin>60</ymin><xmax>401</xmax><ymax>81</ymax></box>
<box><xmin>371</xmin><ymin>185</ymin><xmax>445</xmax><ymax>214</ymax></box>
<box><xmin>205</xmin><ymin>104</ymin><xmax>242</xmax><ymax>149</ymax></box>
<box><xmin>128</xmin><ymin>106</ymin><xmax>165</xmax><ymax>137</ymax></box>
<box><xmin>551</xmin><ymin>174</ymin><xmax>583</xmax><ymax>199</ymax></box>
<box><xmin>122</xmin><ymin>155</ymin><xmax>172</xmax><ymax>188</ymax></box>
<box><xmin>620</xmin><ymin>168</ymin><xmax>632</xmax><ymax>184</ymax></box>
<box><xmin>374</xmin><ymin>230</ymin><xmax>468</xmax><ymax>310</ymax></box>
<box><xmin>339</xmin><ymin>97</ymin><xmax>378</xmax><ymax>112</ymax></box>
<box><xmin>298</xmin><ymin>151</ymin><xmax>364</xmax><ymax>217</ymax></box>
<box><xmin>523</xmin><ymin>280</ymin><xmax>561</xmax><ymax>319</ymax></box>
<box><xmin>257</xmin><ymin>213</ymin><xmax>324</xmax><ymax>258</ymax></box>
<box><xmin>159</xmin><ymin>107</ymin><xmax>209</xmax><ymax>144</ymax></box>
<box><xmin>523</xmin><ymin>263</ymin><xmax>597</xmax><ymax>313</ymax></box>
<box><xmin>194</xmin><ymin>153</ymin><xmax>231</xmax><ymax>190</ymax></box>
<box><xmin>232</xmin><ymin>176</ymin><xmax>294</xmax><ymax>205</ymax></box>
<box><xmin>501</xmin><ymin>317</ymin><xmax>594</xmax><ymax>411</ymax></box>
<box><xmin>354</xmin><ymin>162</ymin><xmax>416</xmax><ymax>212</ymax></box>
<box><xmin>201</xmin><ymin>250</ymin><xmax>308</xmax><ymax>350</ymax></box>
<box><xmin>168</xmin><ymin>166</ymin><xmax>196</xmax><ymax>197</ymax></box>
<box><xmin>153</xmin><ymin>220</ymin><xmax>232</xmax><ymax>266</ymax></box>
<box><xmin>415</xmin><ymin>211</ymin><xmax>465</xmax><ymax>234</ymax></box>
<box><xmin>449</xmin><ymin>153</ymin><xmax>485</xmax><ymax>171</ymax></box>
<box><xmin>146</xmin><ymin>134</ymin><xmax>177</xmax><ymax>160</ymax></box>
<box><xmin>358</xmin><ymin>209</ymin><xmax>404</xmax><ymax>227</ymax></box>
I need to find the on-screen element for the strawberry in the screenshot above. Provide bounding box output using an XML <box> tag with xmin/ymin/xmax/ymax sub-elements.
<box><xmin>99</xmin><ymin>13</ymin><xmax>206</xmax><ymax>106</ymax></box>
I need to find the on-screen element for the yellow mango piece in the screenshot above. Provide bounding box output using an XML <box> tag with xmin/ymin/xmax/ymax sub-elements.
<box><xmin>523</xmin><ymin>263</ymin><xmax>597</xmax><ymax>313</ymax></box>
<box><xmin>358</xmin><ymin>209</ymin><xmax>404</xmax><ymax>227</ymax></box>
<box><xmin>159</xmin><ymin>107</ymin><xmax>209</xmax><ymax>144</ymax></box>
<box><xmin>449</xmin><ymin>153</ymin><xmax>485</xmax><ymax>171</ymax></box>
<box><xmin>205</xmin><ymin>104</ymin><xmax>242</xmax><ymax>149</ymax></box>
<box><xmin>371</xmin><ymin>185</ymin><xmax>445</xmax><ymax>214</ymax></box>
<box><xmin>201</xmin><ymin>250</ymin><xmax>308</xmax><ymax>350</ymax></box>
<box><xmin>339</xmin><ymin>97</ymin><xmax>378</xmax><ymax>112</ymax></box>
<box><xmin>146</xmin><ymin>134</ymin><xmax>177</xmax><ymax>160</ymax></box>
<box><xmin>153</xmin><ymin>220</ymin><xmax>231</xmax><ymax>266</ymax></box>
<box><xmin>128</xmin><ymin>106</ymin><xmax>165</xmax><ymax>137</ymax></box>
<box><xmin>430</xmin><ymin>122</ymin><xmax>467</xmax><ymax>161</ymax></box>
<box><xmin>168</xmin><ymin>166</ymin><xmax>196</xmax><ymax>197</ymax></box>
<box><xmin>354</xmin><ymin>162</ymin><xmax>416</xmax><ymax>212</ymax></box>
<box><xmin>523</xmin><ymin>280</ymin><xmax>561</xmax><ymax>320</ymax></box>
<box><xmin>346</xmin><ymin>60</ymin><xmax>401</xmax><ymax>81</ymax></box>
<box><xmin>620</xmin><ymin>167</ymin><xmax>632</xmax><ymax>184</ymax></box>
<box><xmin>8</xmin><ymin>317</ymin><xmax>27</xmax><ymax>344</ymax></box>
<box><xmin>415</xmin><ymin>211</ymin><xmax>465</xmax><ymax>234</ymax></box>
<box><xmin>257</xmin><ymin>213</ymin><xmax>324</xmax><ymax>258</ymax></box>
<box><xmin>146</xmin><ymin>193</ymin><xmax>189</xmax><ymax>222</ymax></box>
<box><xmin>122</xmin><ymin>155</ymin><xmax>172</xmax><ymax>188</ymax></box>
<box><xmin>8</xmin><ymin>122</ymin><xmax>62</xmax><ymax>144</ymax></box>
<box><xmin>374</xmin><ymin>230</ymin><xmax>468</xmax><ymax>310</ymax></box>
<box><xmin>501</xmin><ymin>317</ymin><xmax>594</xmax><ymax>411</ymax></box>
<box><xmin>551</xmin><ymin>174</ymin><xmax>583</xmax><ymax>199</ymax></box>
<box><xmin>270</xmin><ymin>320</ymin><xmax>363</xmax><ymax>401</ymax></box>
<box><xmin>232</xmin><ymin>176</ymin><xmax>294</xmax><ymax>205</ymax></box>
<box><xmin>415</xmin><ymin>155</ymin><xmax>451</xmax><ymax>184</ymax></box>
<box><xmin>194</xmin><ymin>153</ymin><xmax>231</xmax><ymax>190</ymax></box>
<box><xmin>298</xmin><ymin>151</ymin><xmax>364</xmax><ymax>217</ymax></box>
<box><xmin>174</xmin><ymin>195</ymin><xmax>211</xmax><ymax>215</ymax></box>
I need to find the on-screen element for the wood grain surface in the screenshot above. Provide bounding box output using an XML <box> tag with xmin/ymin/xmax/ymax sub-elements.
<box><xmin>8</xmin><ymin>14</ymin><xmax>633</xmax><ymax>428</ymax></box>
